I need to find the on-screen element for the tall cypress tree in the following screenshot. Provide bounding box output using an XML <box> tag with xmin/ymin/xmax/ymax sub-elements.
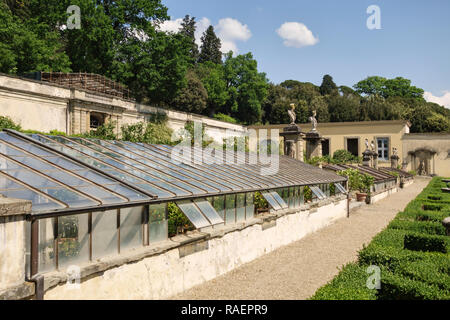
<box><xmin>320</xmin><ymin>74</ymin><xmax>338</xmax><ymax>96</ymax></box>
<box><xmin>198</xmin><ymin>25</ymin><xmax>222</xmax><ymax>64</ymax></box>
<box><xmin>179</xmin><ymin>15</ymin><xmax>199</xmax><ymax>63</ymax></box>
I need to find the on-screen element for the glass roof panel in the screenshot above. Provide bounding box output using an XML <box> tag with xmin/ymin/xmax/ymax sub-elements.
<box><xmin>176</xmin><ymin>201</ymin><xmax>211</xmax><ymax>229</ymax></box>
<box><xmin>0</xmin><ymin>188</ymin><xmax>64</xmax><ymax>211</ymax></box>
<box><xmin>261</xmin><ymin>192</ymin><xmax>282</xmax><ymax>211</ymax></box>
<box><xmin>75</xmin><ymin>186</ymin><xmax>126</xmax><ymax>204</ymax></box>
<box><xmin>269</xmin><ymin>191</ymin><xmax>289</xmax><ymax>209</ymax></box>
<box><xmin>193</xmin><ymin>200</ymin><xmax>224</xmax><ymax>225</ymax></box>
<box><xmin>106</xmin><ymin>184</ymin><xmax>149</xmax><ymax>201</ymax></box>
<box><xmin>45</xmin><ymin>188</ymin><xmax>99</xmax><ymax>207</ymax></box>
<box><xmin>5</xmin><ymin>169</ymin><xmax>60</xmax><ymax>189</ymax></box>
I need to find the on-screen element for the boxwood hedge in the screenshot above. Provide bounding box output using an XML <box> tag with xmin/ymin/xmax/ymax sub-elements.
<box><xmin>312</xmin><ymin>177</ymin><xmax>450</xmax><ymax>300</ymax></box>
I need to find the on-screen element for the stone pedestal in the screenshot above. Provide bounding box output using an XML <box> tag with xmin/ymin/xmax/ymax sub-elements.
<box><xmin>362</xmin><ymin>149</ymin><xmax>372</xmax><ymax>167</ymax></box>
<box><xmin>304</xmin><ymin>131</ymin><xmax>323</xmax><ymax>166</ymax></box>
<box><xmin>279</xmin><ymin>125</ymin><xmax>303</xmax><ymax>161</ymax></box>
<box><xmin>391</xmin><ymin>155</ymin><xmax>400</xmax><ymax>169</ymax></box>
<box><xmin>371</xmin><ymin>151</ymin><xmax>378</xmax><ymax>169</ymax></box>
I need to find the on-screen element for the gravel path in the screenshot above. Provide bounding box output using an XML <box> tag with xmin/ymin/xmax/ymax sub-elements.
<box><xmin>171</xmin><ymin>178</ymin><xmax>429</xmax><ymax>300</ymax></box>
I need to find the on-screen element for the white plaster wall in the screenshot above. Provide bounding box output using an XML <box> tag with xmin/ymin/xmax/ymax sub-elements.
<box><xmin>0</xmin><ymin>90</ymin><xmax>67</xmax><ymax>133</ymax></box>
<box><xmin>0</xmin><ymin>215</ymin><xmax>25</xmax><ymax>290</ymax></box>
<box><xmin>44</xmin><ymin>199</ymin><xmax>347</xmax><ymax>300</ymax></box>
<box><xmin>371</xmin><ymin>187</ymin><xmax>398</xmax><ymax>204</ymax></box>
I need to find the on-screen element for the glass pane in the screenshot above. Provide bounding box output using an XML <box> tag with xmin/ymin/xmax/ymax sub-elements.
<box><xmin>261</xmin><ymin>192</ymin><xmax>282</xmax><ymax>211</ymax></box>
<box><xmin>39</xmin><ymin>218</ymin><xmax>55</xmax><ymax>273</ymax></box>
<box><xmin>194</xmin><ymin>200</ymin><xmax>224</xmax><ymax>225</ymax></box>
<box><xmin>44</xmin><ymin>156</ymin><xmax>86</xmax><ymax>171</ymax></box>
<box><xmin>245</xmin><ymin>193</ymin><xmax>254</xmax><ymax>219</ymax></box>
<box><xmin>107</xmin><ymin>184</ymin><xmax>149</xmax><ymax>201</ymax></box>
<box><xmin>236</xmin><ymin>194</ymin><xmax>246</xmax><ymax>222</ymax></box>
<box><xmin>58</xmin><ymin>214</ymin><xmax>89</xmax><ymax>268</ymax></box>
<box><xmin>75</xmin><ymin>186</ymin><xmax>126</xmax><ymax>204</ymax></box>
<box><xmin>46</xmin><ymin>188</ymin><xmax>99</xmax><ymax>207</ymax></box>
<box><xmin>176</xmin><ymin>201</ymin><xmax>210</xmax><ymax>229</ymax></box>
<box><xmin>289</xmin><ymin>187</ymin><xmax>295</xmax><ymax>208</ymax></box>
<box><xmin>225</xmin><ymin>194</ymin><xmax>236</xmax><ymax>224</ymax></box>
<box><xmin>92</xmin><ymin>210</ymin><xmax>118</xmax><ymax>260</ymax></box>
<box><xmin>213</xmin><ymin>196</ymin><xmax>225</xmax><ymax>220</ymax></box>
<box><xmin>43</xmin><ymin>170</ymin><xmax>90</xmax><ymax>187</ymax></box>
<box><xmin>149</xmin><ymin>220</ymin><xmax>168</xmax><ymax>244</ymax></box>
<box><xmin>269</xmin><ymin>191</ymin><xmax>288</xmax><ymax>209</ymax></box>
<box><xmin>120</xmin><ymin>206</ymin><xmax>144</xmax><ymax>252</ymax></box>
<box><xmin>6</xmin><ymin>169</ymin><xmax>59</xmax><ymax>189</ymax></box>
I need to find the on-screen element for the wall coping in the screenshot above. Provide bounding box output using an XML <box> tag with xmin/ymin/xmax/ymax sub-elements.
<box><xmin>0</xmin><ymin>197</ymin><xmax>32</xmax><ymax>217</ymax></box>
<box><xmin>35</xmin><ymin>194</ymin><xmax>347</xmax><ymax>294</ymax></box>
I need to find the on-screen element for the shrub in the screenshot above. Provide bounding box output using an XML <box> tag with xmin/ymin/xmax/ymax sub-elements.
<box><xmin>213</xmin><ymin>113</ymin><xmax>239</xmax><ymax>124</ymax></box>
<box><xmin>0</xmin><ymin>116</ymin><xmax>21</xmax><ymax>131</ymax></box>
<box><xmin>310</xmin><ymin>263</ymin><xmax>377</xmax><ymax>300</ymax></box>
<box><xmin>303</xmin><ymin>186</ymin><xmax>312</xmax><ymax>202</ymax></box>
<box><xmin>388</xmin><ymin>219</ymin><xmax>447</xmax><ymax>236</ymax></box>
<box><xmin>167</xmin><ymin>202</ymin><xmax>193</xmax><ymax>237</ymax></box>
<box><xmin>403</xmin><ymin>233</ymin><xmax>448</xmax><ymax>253</ymax></box>
<box><xmin>332</xmin><ymin>149</ymin><xmax>356</xmax><ymax>164</ymax></box>
<box><xmin>422</xmin><ymin>203</ymin><xmax>443</xmax><ymax>211</ymax></box>
<box><xmin>378</xmin><ymin>270</ymin><xmax>450</xmax><ymax>300</ymax></box>
<box><xmin>254</xmin><ymin>192</ymin><xmax>269</xmax><ymax>211</ymax></box>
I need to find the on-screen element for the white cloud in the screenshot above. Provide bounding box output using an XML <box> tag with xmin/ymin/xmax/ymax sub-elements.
<box><xmin>159</xmin><ymin>18</ymin><xmax>183</xmax><ymax>33</ymax></box>
<box><xmin>195</xmin><ymin>17</ymin><xmax>211</xmax><ymax>47</ymax></box>
<box><xmin>424</xmin><ymin>91</ymin><xmax>450</xmax><ymax>109</ymax></box>
<box><xmin>276</xmin><ymin>22</ymin><xmax>319</xmax><ymax>48</ymax></box>
<box><xmin>215</xmin><ymin>18</ymin><xmax>252</xmax><ymax>54</ymax></box>
<box><xmin>158</xmin><ymin>17</ymin><xmax>251</xmax><ymax>54</ymax></box>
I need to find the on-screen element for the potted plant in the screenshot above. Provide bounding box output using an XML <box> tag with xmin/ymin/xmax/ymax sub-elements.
<box><xmin>357</xmin><ymin>174</ymin><xmax>374</xmax><ymax>203</ymax></box>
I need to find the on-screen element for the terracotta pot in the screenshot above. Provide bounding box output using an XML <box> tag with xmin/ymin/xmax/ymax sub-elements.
<box><xmin>356</xmin><ymin>192</ymin><xmax>367</xmax><ymax>202</ymax></box>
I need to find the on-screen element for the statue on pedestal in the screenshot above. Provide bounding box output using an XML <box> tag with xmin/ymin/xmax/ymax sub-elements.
<box><xmin>365</xmin><ymin>139</ymin><xmax>370</xmax><ymax>150</ymax></box>
<box><xmin>288</xmin><ymin>103</ymin><xmax>296</xmax><ymax>125</ymax></box>
<box><xmin>309</xmin><ymin>110</ymin><xmax>317</xmax><ymax>132</ymax></box>
<box><xmin>393</xmin><ymin>147</ymin><xmax>398</xmax><ymax>156</ymax></box>
<box><xmin>371</xmin><ymin>140</ymin><xmax>375</xmax><ymax>152</ymax></box>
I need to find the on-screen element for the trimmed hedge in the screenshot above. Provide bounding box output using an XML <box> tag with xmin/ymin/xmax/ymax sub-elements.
<box><xmin>403</xmin><ymin>233</ymin><xmax>448</xmax><ymax>253</ymax></box>
<box><xmin>310</xmin><ymin>263</ymin><xmax>376</xmax><ymax>300</ymax></box>
<box><xmin>312</xmin><ymin>177</ymin><xmax>450</xmax><ymax>300</ymax></box>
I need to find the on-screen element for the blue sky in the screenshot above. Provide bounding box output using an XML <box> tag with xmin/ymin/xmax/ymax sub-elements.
<box><xmin>160</xmin><ymin>0</ymin><xmax>450</xmax><ymax>107</ymax></box>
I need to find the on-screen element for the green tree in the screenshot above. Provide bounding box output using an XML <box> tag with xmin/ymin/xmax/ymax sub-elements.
<box><xmin>112</xmin><ymin>31</ymin><xmax>191</xmax><ymax>104</ymax></box>
<box><xmin>223</xmin><ymin>52</ymin><xmax>269</xmax><ymax>124</ymax></box>
<box><xmin>310</xmin><ymin>96</ymin><xmax>330</xmax><ymax>123</ymax></box>
<box><xmin>319</xmin><ymin>74</ymin><xmax>338</xmax><ymax>96</ymax></box>
<box><xmin>354</xmin><ymin>76</ymin><xmax>424</xmax><ymax>100</ymax></box>
<box><xmin>0</xmin><ymin>2</ymin><xmax>71</xmax><ymax>74</ymax></box>
<box><xmin>179</xmin><ymin>15</ymin><xmax>199</xmax><ymax>63</ymax></box>
<box><xmin>198</xmin><ymin>25</ymin><xmax>222</xmax><ymax>64</ymax></box>
<box><xmin>327</xmin><ymin>94</ymin><xmax>360</xmax><ymax>122</ymax></box>
<box><xmin>171</xmin><ymin>70</ymin><xmax>208</xmax><ymax>114</ymax></box>
<box><xmin>195</xmin><ymin>62</ymin><xmax>229</xmax><ymax>116</ymax></box>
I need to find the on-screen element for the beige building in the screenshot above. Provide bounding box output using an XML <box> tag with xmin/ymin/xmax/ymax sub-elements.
<box><xmin>249</xmin><ymin>120</ymin><xmax>450</xmax><ymax>177</ymax></box>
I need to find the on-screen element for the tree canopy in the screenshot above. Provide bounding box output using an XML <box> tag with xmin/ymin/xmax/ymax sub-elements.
<box><xmin>0</xmin><ymin>2</ymin><xmax>448</xmax><ymax>132</ymax></box>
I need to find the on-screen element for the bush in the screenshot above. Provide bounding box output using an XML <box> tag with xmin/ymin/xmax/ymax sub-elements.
<box><xmin>254</xmin><ymin>192</ymin><xmax>269</xmax><ymax>211</ymax></box>
<box><xmin>332</xmin><ymin>149</ymin><xmax>358</xmax><ymax>164</ymax></box>
<box><xmin>0</xmin><ymin>116</ymin><xmax>21</xmax><ymax>131</ymax></box>
<box><xmin>388</xmin><ymin>219</ymin><xmax>447</xmax><ymax>236</ymax></box>
<box><xmin>310</xmin><ymin>263</ymin><xmax>377</xmax><ymax>300</ymax></box>
<box><xmin>403</xmin><ymin>233</ymin><xmax>448</xmax><ymax>253</ymax></box>
<box><xmin>213</xmin><ymin>113</ymin><xmax>239</xmax><ymax>124</ymax></box>
<box><xmin>167</xmin><ymin>202</ymin><xmax>193</xmax><ymax>237</ymax></box>
<box><xmin>378</xmin><ymin>270</ymin><xmax>450</xmax><ymax>300</ymax></box>
<box><xmin>303</xmin><ymin>186</ymin><xmax>312</xmax><ymax>202</ymax></box>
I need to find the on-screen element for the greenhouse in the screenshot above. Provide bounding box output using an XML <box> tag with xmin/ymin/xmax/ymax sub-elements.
<box><xmin>0</xmin><ymin>129</ymin><xmax>347</xmax><ymax>278</ymax></box>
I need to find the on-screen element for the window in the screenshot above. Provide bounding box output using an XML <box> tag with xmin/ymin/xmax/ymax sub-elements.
<box><xmin>346</xmin><ymin>138</ymin><xmax>359</xmax><ymax>157</ymax></box>
<box><xmin>90</xmin><ymin>112</ymin><xmax>105</xmax><ymax>129</ymax></box>
<box><xmin>377</xmin><ymin>138</ymin><xmax>389</xmax><ymax>160</ymax></box>
<box><xmin>321</xmin><ymin>139</ymin><xmax>330</xmax><ymax>156</ymax></box>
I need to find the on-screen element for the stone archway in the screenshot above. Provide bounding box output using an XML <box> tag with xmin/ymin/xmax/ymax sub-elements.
<box><xmin>408</xmin><ymin>148</ymin><xmax>436</xmax><ymax>176</ymax></box>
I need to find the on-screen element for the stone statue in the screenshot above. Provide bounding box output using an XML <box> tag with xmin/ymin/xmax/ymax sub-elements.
<box><xmin>365</xmin><ymin>139</ymin><xmax>370</xmax><ymax>150</ymax></box>
<box><xmin>393</xmin><ymin>147</ymin><xmax>398</xmax><ymax>156</ymax></box>
<box><xmin>370</xmin><ymin>140</ymin><xmax>375</xmax><ymax>152</ymax></box>
<box><xmin>288</xmin><ymin>103</ymin><xmax>296</xmax><ymax>125</ymax></box>
<box><xmin>309</xmin><ymin>110</ymin><xmax>317</xmax><ymax>132</ymax></box>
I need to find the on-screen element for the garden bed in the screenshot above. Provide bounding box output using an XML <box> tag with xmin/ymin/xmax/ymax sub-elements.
<box><xmin>311</xmin><ymin>177</ymin><xmax>450</xmax><ymax>300</ymax></box>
